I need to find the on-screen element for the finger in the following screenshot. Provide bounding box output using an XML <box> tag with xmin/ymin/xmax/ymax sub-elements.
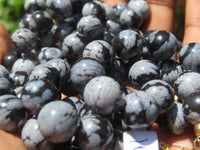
<box><xmin>144</xmin><ymin>0</ymin><xmax>177</xmax><ymax>33</ymax></box>
<box><xmin>0</xmin><ymin>21</ymin><xmax>11</xmax><ymax>63</ymax></box>
<box><xmin>101</xmin><ymin>0</ymin><xmax>128</xmax><ymax>7</ymax></box>
<box><xmin>0</xmin><ymin>130</ymin><xmax>27</xmax><ymax>150</ymax></box>
<box><xmin>183</xmin><ymin>0</ymin><xmax>200</xmax><ymax>45</ymax></box>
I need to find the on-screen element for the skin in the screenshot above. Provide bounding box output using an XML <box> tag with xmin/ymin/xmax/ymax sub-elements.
<box><xmin>0</xmin><ymin>0</ymin><xmax>200</xmax><ymax>149</ymax></box>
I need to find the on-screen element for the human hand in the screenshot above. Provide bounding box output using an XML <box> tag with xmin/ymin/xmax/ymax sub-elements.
<box><xmin>0</xmin><ymin>21</ymin><xmax>10</xmax><ymax>63</ymax></box>
<box><xmin>0</xmin><ymin>0</ymin><xmax>200</xmax><ymax>150</ymax></box>
<box><xmin>0</xmin><ymin>21</ymin><xmax>28</xmax><ymax>150</ymax></box>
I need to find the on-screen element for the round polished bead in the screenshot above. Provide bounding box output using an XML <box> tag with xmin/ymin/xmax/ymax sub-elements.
<box><xmin>83</xmin><ymin>76</ymin><xmax>121</xmax><ymax>115</ymax></box>
<box><xmin>147</xmin><ymin>30</ymin><xmax>178</xmax><ymax>61</ymax></box>
<box><xmin>179</xmin><ymin>43</ymin><xmax>200</xmax><ymax>72</ymax></box>
<box><xmin>38</xmin><ymin>100</ymin><xmax>79</xmax><ymax>143</ymax></box>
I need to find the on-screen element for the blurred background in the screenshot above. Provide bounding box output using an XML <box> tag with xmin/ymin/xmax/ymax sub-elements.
<box><xmin>0</xmin><ymin>0</ymin><xmax>185</xmax><ymax>41</ymax></box>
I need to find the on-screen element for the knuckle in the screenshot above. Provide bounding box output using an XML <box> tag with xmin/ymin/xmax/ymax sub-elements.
<box><xmin>147</xmin><ymin>0</ymin><xmax>176</xmax><ymax>10</ymax></box>
<box><xmin>185</xmin><ymin>17</ymin><xmax>200</xmax><ymax>29</ymax></box>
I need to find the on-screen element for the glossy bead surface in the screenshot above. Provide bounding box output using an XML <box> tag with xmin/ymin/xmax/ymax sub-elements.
<box><xmin>70</xmin><ymin>58</ymin><xmax>105</xmax><ymax>92</ymax></box>
<box><xmin>47</xmin><ymin>58</ymin><xmax>71</xmax><ymax>84</ymax></box>
<box><xmin>11</xmin><ymin>58</ymin><xmax>36</xmax><ymax>75</ymax></box>
<box><xmin>46</xmin><ymin>0</ymin><xmax>73</xmax><ymax>20</ymax></box>
<box><xmin>2</xmin><ymin>52</ymin><xmax>20</xmax><ymax>71</ymax></box>
<box><xmin>157</xmin><ymin>101</ymin><xmax>188</xmax><ymax>135</ymax></box>
<box><xmin>33</xmin><ymin>10</ymin><xmax>53</xmax><ymax>33</ymax></box>
<box><xmin>122</xmin><ymin>90</ymin><xmax>160</xmax><ymax>128</ymax></box>
<box><xmin>128</xmin><ymin>59</ymin><xmax>161</xmax><ymax>89</ymax></box>
<box><xmin>183</xmin><ymin>91</ymin><xmax>200</xmax><ymax>125</ymax></box>
<box><xmin>0</xmin><ymin>94</ymin><xmax>26</xmax><ymax>131</ymax></box>
<box><xmin>0</xmin><ymin>64</ymin><xmax>11</xmax><ymax>79</ymax></box>
<box><xmin>38</xmin><ymin>100</ymin><xmax>79</xmax><ymax>143</ymax></box>
<box><xmin>141</xmin><ymin>79</ymin><xmax>174</xmax><ymax>114</ymax></box>
<box><xmin>21</xmin><ymin>118</ymin><xmax>54</xmax><ymax>150</ymax></box>
<box><xmin>28</xmin><ymin>64</ymin><xmax>60</xmax><ymax>88</ymax></box>
<box><xmin>11</xmin><ymin>71</ymin><xmax>28</xmax><ymax>87</ymax></box>
<box><xmin>21</xmin><ymin>78</ymin><xmax>59</xmax><ymax>114</ymax></box>
<box><xmin>19</xmin><ymin>14</ymin><xmax>33</xmax><ymax>30</ymax></box>
<box><xmin>62</xmin><ymin>96</ymin><xmax>83</xmax><ymax>112</ymax></box>
<box><xmin>77</xmin><ymin>114</ymin><xmax>114</xmax><ymax>150</ymax></box>
<box><xmin>101</xmin><ymin>1</ymin><xmax>115</xmax><ymax>18</ymax></box>
<box><xmin>0</xmin><ymin>77</ymin><xmax>12</xmax><ymax>95</ymax></box>
<box><xmin>62</xmin><ymin>31</ymin><xmax>89</xmax><ymax>60</ymax></box>
<box><xmin>37</xmin><ymin>32</ymin><xmax>55</xmax><ymax>48</ymax></box>
<box><xmin>113</xmin><ymin>3</ymin><xmax>128</xmax><ymax>17</ymax></box>
<box><xmin>82</xmin><ymin>40</ymin><xmax>114</xmax><ymax>68</ymax></box>
<box><xmin>24</xmin><ymin>0</ymin><xmax>46</xmax><ymax>12</ymax></box>
<box><xmin>147</xmin><ymin>30</ymin><xmax>178</xmax><ymax>61</ymax></box>
<box><xmin>51</xmin><ymin>20</ymin><xmax>75</xmax><ymax>42</ymax></box>
<box><xmin>128</xmin><ymin>0</ymin><xmax>150</xmax><ymax>20</ymax></box>
<box><xmin>77</xmin><ymin>15</ymin><xmax>104</xmax><ymax>41</ymax></box>
<box><xmin>83</xmin><ymin>76</ymin><xmax>121</xmax><ymax>115</ymax></box>
<box><xmin>106</xmin><ymin>18</ymin><xmax>121</xmax><ymax>35</ymax></box>
<box><xmin>158</xmin><ymin>59</ymin><xmax>184</xmax><ymax>86</ymax></box>
<box><xmin>11</xmin><ymin>28</ymin><xmax>37</xmax><ymax>53</ymax></box>
<box><xmin>38</xmin><ymin>47</ymin><xmax>62</xmax><ymax>64</ymax></box>
<box><xmin>179</xmin><ymin>43</ymin><xmax>200</xmax><ymax>72</ymax></box>
<box><xmin>112</xmin><ymin>29</ymin><xmax>143</xmax><ymax>62</ymax></box>
<box><xmin>106</xmin><ymin>58</ymin><xmax>128</xmax><ymax>85</ymax></box>
<box><xmin>82</xmin><ymin>1</ymin><xmax>106</xmax><ymax>21</ymax></box>
<box><xmin>174</xmin><ymin>71</ymin><xmax>200</xmax><ymax>100</ymax></box>
<box><xmin>120</xmin><ymin>8</ymin><xmax>143</xmax><ymax>29</ymax></box>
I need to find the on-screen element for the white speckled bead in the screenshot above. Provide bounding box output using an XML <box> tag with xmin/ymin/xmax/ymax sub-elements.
<box><xmin>82</xmin><ymin>40</ymin><xmax>114</xmax><ymax>68</ymax></box>
<box><xmin>113</xmin><ymin>2</ymin><xmax>128</xmax><ymax>17</ymax></box>
<box><xmin>38</xmin><ymin>47</ymin><xmax>62</xmax><ymax>64</ymax></box>
<box><xmin>128</xmin><ymin>0</ymin><xmax>150</xmax><ymax>20</ymax></box>
<box><xmin>147</xmin><ymin>30</ymin><xmax>178</xmax><ymax>61</ymax></box>
<box><xmin>24</xmin><ymin>0</ymin><xmax>46</xmax><ymax>12</ymax></box>
<box><xmin>120</xmin><ymin>8</ymin><xmax>143</xmax><ymax>29</ymax></box>
<box><xmin>141</xmin><ymin>79</ymin><xmax>174</xmax><ymax>114</ymax></box>
<box><xmin>174</xmin><ymin>71</ymin><xmax>200</xmax><ymax>100</ymax></box>
<box><xmin>0</xmin><ymin>64</ymin><xmax>10</xmax><ymax>79</ymax></box>
<box><xmin>0</xmin><ymin>94</ymin><xmax>26</xmax><ymax>131</ymax></box>
<box><xmin>11</xmin><ymin>28</ymin><xmax>37</xmax><ymax>53</ymax></box>
<box><xmin>157</xmin><ymin>102</ymin><xmax>188</xmax><ymax>135</ymax></box>
<box><xmin>83</xmin><ymin>76</ymin><xmax>121</xmax><ymax>115</ymax></box>
<box><xmin>77</xmin><ymin>114</ymin><xmax>114</xmax><ymax>150</ymax></box>
<box><xmin>11</xmin><ymin>58</ymin><xmax>36</xmax><ymax>75</ymax></box>
<box><xmin>47</xmin><ymin>58</ymin><xmax>71</xmax><ymax>84</ymax></box>
<box><xmin>21</xmin><ymin>78</ymin><xmax>59</xmax><ymax>114</ymax></box>
<box><xmin>46</xmin><ymin>0</ymin><xmax>73</xmax><ymax>20</ymax></box>
<box><xmin>82</xmin><ymin>1</ymin><xmax>106</xmax><ymax>21</ymax></box>
<box><xmin>77</xmin><ymin>15</ymin><xmax>104</xmax><ymax>41</ymax></box>
<box><xmin>179</xmin><ymin>43</ymin><xmax>200</xmax><ymax>72</ymax></box>
<box><xmin>38</xmin><ymin>100</ymin><xmax>79</xmax><ymax>143</ymax></box>
<box><xmin>122</xmin><ymin>90</ymin><xmax>160</xmax><ymax>129</ymax></box>
<box><xmin>62</xmin><ymin>31</ymin><xmax>88</xmax><ymax>59</ymax></box>
<box><xmin>70</xmin><ymin>58</ymin><xmax>105</xmax><ymax>92</ymax></box>
<box><xmin>21</xmin><ymin>118</ymin><xmax>54</xmax><ymax>150</ymax></box>
<box><xmin>128</xmin><ymin>59</ymin><xmax>161</xmax><ymax>89</ymax></box>
<box><xmin>0</xmin><ymin>77</ymin><xmax>12</xmax><ymax>95</ymax></box>
<box><xmin>112</xmin><ymin>29</ymin><xmax>143</xmax><ymax>62</ymax></box>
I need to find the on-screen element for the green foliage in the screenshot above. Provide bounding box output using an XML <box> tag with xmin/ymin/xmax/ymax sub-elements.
<box><xmin>0</xmin><ymin>0</ymin><xmax>25</xmax><ymax>35</ymax></box>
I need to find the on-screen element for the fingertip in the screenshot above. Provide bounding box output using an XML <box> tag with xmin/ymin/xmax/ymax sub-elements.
<box><xmin>101</xmin><ymin>0</ymin><xmax>128</xmax><ymax>7</ymax></box>
<box><xmin>144</xmin><ymin>0</ymin><xmax>176</xmax><ymax>33</ymax></box>
<box><xmin>183</xmin><ymin>0</ymin><xmax>200</xmax><ymax>45</ymax></box>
